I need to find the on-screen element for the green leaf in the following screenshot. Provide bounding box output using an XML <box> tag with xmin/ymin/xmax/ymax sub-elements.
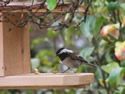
<box><xmin>101</xmin><ymin>62</ymin><xmax>119</xmax><ymax>73</ymax></box>
<box><xmin>31</xmin><ymin>38</ymin><xmax>48</xmax><ymax>48</ymax></box>
<box><xmin>36</xmin><ymin>50</ymin><xmax>55</xmax><ymax>67</ymax></box>
<box><xmin>120</xmin><ymin>3</ymin><xmax>125</xmax><ymax>13</ymax></box>
<box><xmin>105</xmin><ymin>46</ymin><xmax>114</xmax><ymax>63</ymax></box>
<box><xmin>121</xmin><ymin>60</ymin><xmax>125</xmax><ymax>67</ymax></box>
<box><xmin>0</xmin><ymin>90</ymin><xmax>8</xmax><ymax>94</ymax></box>
<box><xmin>67</xmin><ymin>26</ymin><xmax>75</xmax><ymax>32</ymax></box>
<box><xmin>80</xmin><ymin>16</ymin><xmax>107</xmax><ymax>40</ymax></box>
<box><xmin>114</xmin><ymin>86</ymin><xmax>125</xmax><ymax>94</ymax></box>
<box><xmin>47</xmin><ymin>0</ymin><xmax>57</xmax><ymax>10</ymax></box>
<box><xmin>107</xmin><ymin>0</ymin><xmax>116</xmax><ymax>3</ymax></box>
<box><xmin>109</xmin><ymin>67</ymin><xmax>125</xmax><ymax>87</ymax></box>
<box><xmin>107</xmin><ymin>2</ymin><xmax>119</xmax><ymax>11</ymax></box>
<box><xmin>25</xmin><ymin>89</ymin><xmax>33</xmax><ymax>94</ymax></box>
<box><xmin>94</xmin><ymin>16</ymin><xmax>107</xmax><ymax>37</ymax></box>
<box><xmin>47</xmin><ymin>28</ymin><xmax>58</xmax><ymax>38</ymax></box>
<box><xmin>114</xmin><ymin>91</ymin><xmax>121</xmax><ymax>94</ymax></box>
<box><xmin>29</xmin><ymin>26</ymin><xmax>33</xmax><ymax>32</ymax></box>
<box><xmin>80</xmin><ymin>16</ymin><xmax>95</xmax><ymax>41</ymax></box>
<box><xmin>96</xmin><ymin>67</ymin><xmax>103</xmax><ymax>79</ymax></box>
<box><xmin>64</xmin><ymin>26</ymin><xmax>75</xmax><ymax>43</ymax></box>
<box><xmin>80</xmin><ymin>47</ymin><xmax>94</xmax><ymax>61</ymax></box>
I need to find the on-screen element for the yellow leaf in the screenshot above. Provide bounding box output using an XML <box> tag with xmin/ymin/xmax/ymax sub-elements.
<box><xmin>99</xmin><ymin>79</ymin><xmax>104</xmax><ymax>87</ymax></box>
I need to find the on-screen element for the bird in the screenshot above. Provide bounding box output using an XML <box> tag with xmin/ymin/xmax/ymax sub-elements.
<box><xmin>56</xmin><ymin>47</ymin><xmax>96</xmax><ymax>72</ymax></box>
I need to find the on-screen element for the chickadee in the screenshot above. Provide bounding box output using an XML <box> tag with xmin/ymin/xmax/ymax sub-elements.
<box><xmin>56</xmin><ymin>47</ymin><xmax>96</xmax><ymax>72</ymax></box>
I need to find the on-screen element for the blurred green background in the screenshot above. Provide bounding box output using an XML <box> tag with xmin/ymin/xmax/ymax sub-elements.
<box><xmin>0</xmin><ymin>0</ymin><xmax>125</xmax><ymax>94</ymax></box>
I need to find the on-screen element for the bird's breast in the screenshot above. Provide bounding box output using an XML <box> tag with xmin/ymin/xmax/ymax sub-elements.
<box><xmin>62</xmin><ymin>57</ymin><xmax>82</xmax><ymax>68</ymax></box>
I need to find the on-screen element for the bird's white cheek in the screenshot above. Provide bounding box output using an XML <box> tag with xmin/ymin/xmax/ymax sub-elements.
<box><xmin>59</xmin><ymin>49</ymin><xmax>73</xmax><ymax>54</ymax></box>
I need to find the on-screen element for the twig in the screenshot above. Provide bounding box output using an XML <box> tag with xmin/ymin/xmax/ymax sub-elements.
<box><xmin>93</xmin><ymin>37</ymin><xmax>111</xmax><ymax>94</ymax></box>
<box><xmin>117</xmin><ymin>10</ymin><xmax>123</xmax><ymax>41</ymax></box>
<box><xmin>0</xmin><ymin>1</ymin><xmax>90</xmax><ymax>30</ymax></box>
<box><xmin>32</xmin><ymin>0</ymin><xmax>34</xmax><ymax>5</ymax></box>
<box><xmin>75</xmin><ymin>0</ymin><xmax>93</xmax><ymax>28</ymax></box>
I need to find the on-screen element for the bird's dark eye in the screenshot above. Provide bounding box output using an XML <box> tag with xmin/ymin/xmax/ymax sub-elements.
<box><xmin>56</xmin><ymin>47</ymin><xmax>65</xmax><ymax>55</ymax></box>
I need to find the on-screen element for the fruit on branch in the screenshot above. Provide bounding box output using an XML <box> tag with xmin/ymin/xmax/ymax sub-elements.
<box><xmin>115</xmin><ymin>41</ymin><xmax>125</xmax><ymax>61</ymax></box>
<box><xmin>100</xmin><ymin>24</ymin><xmax>119</xmax><ymax>41</ymax></box>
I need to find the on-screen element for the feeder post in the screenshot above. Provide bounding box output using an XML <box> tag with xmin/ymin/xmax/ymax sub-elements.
<box><xmin>0</xmin><ymin>12</ymin><xmax>30</xmax><ymax>76</ymax></box>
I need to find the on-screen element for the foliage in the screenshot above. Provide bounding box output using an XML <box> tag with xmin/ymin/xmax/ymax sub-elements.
<box><xmin>46</xmin><ymin>0</ymin><xmax>57</xmax><ymax>10</ymax></box>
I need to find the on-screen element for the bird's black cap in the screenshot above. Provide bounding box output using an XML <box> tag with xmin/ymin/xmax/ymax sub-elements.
<box><xmin>56</xmin><ymin>47</ymin><xmax>65</xmax><ymax>56</ymax></box>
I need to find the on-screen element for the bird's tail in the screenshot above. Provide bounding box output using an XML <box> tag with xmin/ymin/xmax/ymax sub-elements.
<box><xmin>83</xmin><ymin>61</ymin><xmax>96</xmax><ymax>68</ymax></box>
<box><xmin>78</xmin><ymin>56</ymin><xmax>96</xmax><ymax>68</ymax></box>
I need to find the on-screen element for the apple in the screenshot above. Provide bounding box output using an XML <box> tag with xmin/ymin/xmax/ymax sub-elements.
<box><xmin>100</xmin><ymin>24</ymin><xmax>119</xmax><ymax>41</ymax></box>
<box><xmin>115</xmin><ymin>41</ymin><xmax>125</xmax><ymax>61</ymax></box>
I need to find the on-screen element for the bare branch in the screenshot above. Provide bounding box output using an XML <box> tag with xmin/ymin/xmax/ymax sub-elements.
<box><xmin>0</xmin><ymin>1</ymin><xmax>91</xmax><ymax>30</ymax></box>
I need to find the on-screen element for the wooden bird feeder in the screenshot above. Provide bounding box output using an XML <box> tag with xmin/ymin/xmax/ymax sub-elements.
<box><xmin>0</xmin><ymin>2</ymin><xmax>94</xmax><ymax>89</ymax></box>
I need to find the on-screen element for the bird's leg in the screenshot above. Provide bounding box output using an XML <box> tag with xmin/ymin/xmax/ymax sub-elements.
<box><xmin>62</xmin><ymin>67</ymin><xmax>70</xmax><ymax>73</ymax></box>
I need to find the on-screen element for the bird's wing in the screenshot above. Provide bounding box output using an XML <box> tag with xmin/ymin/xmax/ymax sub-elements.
<box><xmin>70</xmin><ymin>53</ymin><xmax>96</xmax><ymax>68</ymax></box>
<box><xmin>70</xmin><ymin>53</ymin><xmax>87</xmax><ymax>62</ymax></box>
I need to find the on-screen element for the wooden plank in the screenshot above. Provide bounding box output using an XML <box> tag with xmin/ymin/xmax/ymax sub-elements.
<box><xmin>0</xmin><ymin>13</ymin><xmax>4</xmax><ymax>76</ymax></box>
<box><xmin>6</xmin><ymin>8</ymin><xmax>88</xmax><ymax>13</ymax></box>
<box><xmin>0</xmin><ymin>73</ymin><xmax>94</xmax><ymax>89</ymax></box>
<box><xmin>0</xmin><ymin>2</ymin><xmax>90</xmax><ymax>14</ymax></box>
<box><xmin>0</xmin><ymin>85</ymin><xmax>90</xmax><ymax>89</ymax></box>
<box><xmin>21</xmin><ymin>20</ymin><xmax>30</xmax><ymax>74</ymax></box>
<box><xmin>0</xmin><ymin>12</ymin><xmax>30</xmax><ymax>76</ymax></box>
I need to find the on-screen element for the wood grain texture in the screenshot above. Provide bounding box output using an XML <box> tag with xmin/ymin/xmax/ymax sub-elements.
<box><xmin>0</xmin><ymin>13</ymin><xmax>30</xmax><ymax>76</ymax></box>
<box><xmin>0</xmin><ymin>2</ymin><xmax>90</xmax><ymax>14</ymax></box>
<box><xmin>0</xmin><ymin>13</ymin><xmax>4</xmax><ymax>76</ymax></box>
<box><xmin>0</xmin><ymin>73</ymin><xmax>94</xmax><ymax>89</ymax></box>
